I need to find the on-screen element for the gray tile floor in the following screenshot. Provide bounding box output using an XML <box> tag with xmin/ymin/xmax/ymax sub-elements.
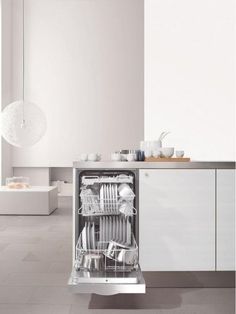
<box><xmin>0</xmin><ymin>199</ymin><xmax>234</xmax><ymax>314</ymax></box>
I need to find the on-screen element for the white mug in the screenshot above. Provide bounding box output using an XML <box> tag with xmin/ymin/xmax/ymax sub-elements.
<box><xmin>118</xmin><ymin>183</ymin><xmax>134</xmax><ymax>198</ymax></box>
<box><xmin>88</xmin><ymin>153</ymin><xmax>100</xmax><ymax>161</ymax></box>
<box><xmin>119</xmin><ymin>202</ymin><xmax>133</xmax><ymax>216</ymax></box>
<box><xmin>111</xmin><ymin>153</ymin><xmax>121</xmax><ymax>161</ymax></box>
<box><xmin>79</xmin><ymin>153</ymin><xmax>88</xmax><ymax>161</ymax></box>
<box><xmin>127</xmin><ymin>153</ymin><xmax>135</xmax><ymax>162</ymax></box>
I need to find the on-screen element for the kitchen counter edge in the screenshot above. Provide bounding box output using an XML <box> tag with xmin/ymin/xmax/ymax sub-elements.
<box><xmin>73</xmin><ymin>161</ymin><xmax>235</xmax><ymax>169</ymax></box>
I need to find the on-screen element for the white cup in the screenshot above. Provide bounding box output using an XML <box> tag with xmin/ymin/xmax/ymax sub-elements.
<box><xmin>144</xmin><ymin>149</ymin><xmax>152</xmax><ymax>158</ymax></box>
<box><xmin>153</xmin><ymin>149</ymin><xmax>161</xmax><ymax>158</ymax></box>
<box><xmin>111</xmin><ymin>153</ymin><xmax>121</xmax><ymax>161</ymax></box>
<box><xmin>120</xmin><ymin>154</ymin><xmax>128</xmax><ymax>161</ymax></box>
<box><xmin>118</xmin><ymin>183</ymin><xmax>135</xmax><ymax>198</ymax></box>
<box><xmin>79</xmin><ymin>153</ymin><xmax>88</xmax><ymax>161</ymax></box>
<box><xmin>140</xmin><ymin>141</ymin><xmax>145</xmax><ymax>151</ymax></box>
<box><xmin>150</xmin><ymin>140</ymin><xmax>162</xmax><ymax>152</ymax></box>
<box><xmin>176</xmin><ymin>150</ymin><xmax>184</xmax><ymax>158</ymax></box>
<box><xmin>119</xmin><ymin>201</ymin><xmax>133</xmax><ymax>216</ymax></box>
<box><xmin>127</xmin><ymin>153</ymin><xmax>135</xmax><ymax>162</ymax></box>
<box><xmin>88</xmin><ymin>153</ymin><xmax>100</xmax><ymax>161</ymax></box>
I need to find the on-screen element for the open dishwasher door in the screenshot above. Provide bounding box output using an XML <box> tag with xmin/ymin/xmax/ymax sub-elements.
<box><xmin>68</xmin><ymin>266</ymin><xmax>145</xmax><ymax>295</ymax></box>
<box><xmin>68</xmin><ymin>169</ymin><xmax>146</xmax><ymax>295</ymax></box>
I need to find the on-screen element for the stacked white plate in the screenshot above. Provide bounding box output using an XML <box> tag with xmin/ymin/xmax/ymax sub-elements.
<box><xmin>99</xmin><ymin>216</ymin><xmax>131</xmax><ymax>249</ymax></box>
<box><xmin>100</xmin><ymin>184</ymin><xmax>119</xmax><ymax>214</ymax></box>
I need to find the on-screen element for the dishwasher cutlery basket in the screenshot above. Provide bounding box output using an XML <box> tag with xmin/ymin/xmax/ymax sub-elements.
<box><xmin>75</xmin><ymin>233</ymin><xmax>138</xmax><ymax>272</ymax></box>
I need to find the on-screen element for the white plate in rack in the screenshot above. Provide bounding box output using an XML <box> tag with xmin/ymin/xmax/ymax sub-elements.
<box><xmin>110</xmin><ymin>184</ymin><xmax>114</xmax><ymax>214</ymax></box>
<box><xmin>113</xmin><ymin>184</ymin><xmax>116</xmax><ymax>213</ymax></box>
<box><xmin>116</xmin><ymin>216</ymin><xmax>119</xmax><ymax>242</ymax></box>
<box><xmin>106</xmin><ymin>184</ymin><xmax>109</xmax><ymax>213</ymax></box>
<box><xmin>102</xmin><ymin>217</ymin><xmax>106</xmax><ymax>249</ymax></box>
<box><xmin>82</xmin><ymin>223</ymin><xmax>87</xmax><ymax>250</ymax></box>
<box><xmin>105</xmin><ymin>216</ymin><xmax>109</xmax><ymax>243</ymax></box>
<box><xmin>119</xmin><ymin>217</ymin><xmax>122</xmax><ymax>244</ymax></box>
<box><xmin>114</xmin><ymin>184</ymin><xmax>118</xmax><ymax>214</ymax></box>
<box><xmin>103</xmin><ymin>185</ymin><xmax>106</xmax><ymax>213</ymax></box>
<box><xmin>86</xmin><ymin>222</ymin><xmax>90</xmax><ymax>250</ymax></box>
<box><xmin>123</xmin><ymin>218</ymin><xmax>126</xmax><ymax>246</ymax></box>
<box><xmin>100</xmin><ymin>185</ymin><xmax>104</xmax><ymax>212</ymax></box>
<box><xmin>109</xmin><ymin>184</ymin><xmax>113</xmax><ymax>213</ymax></box>
<box><xmin>112</xmin><ymin>216</ymin><xmax>116</xmax><ymax>240</ymax></box>
<box><xmin>91</xmin><ymin>222</ymin><xmax>96</xmax><ymax>250</ymax></box>
<box><xmin>99</xmin><ymin>217</ymin><xmax>102</xmax><ymax>249</ymax></box>
<box><xmin>126</xmin><ymin>219</ymin><xmax>131</xmax><ymax>246</ymax></box>
<box><xmin>109</xmin><ymin>216</ymin><xmax>112</xmax><ymax>241</ymax></box>
<box><xmin>113</xmin><ymin>216</ymin><xmax>117</xmax><ymax>242</ymax></box>
<box><xmin>107</xmin><ymin>184</ymin><xmax>111</xmax><ymax>213</ymax></box>
<box><xmin>106</xmin><ymin>185</ymin><xmax>110</xmax><ymax>213</ymax></box>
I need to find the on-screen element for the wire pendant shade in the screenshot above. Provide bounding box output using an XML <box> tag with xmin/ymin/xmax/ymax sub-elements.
<box><xmin>0</xmin><ymin>0</ymin><xmax>47</xmax><ymax>148</ymax></box>
<box><xmin>0</xmin><ymin>101</ymin><xmax>47</xmax><ymax>148</ymax></box>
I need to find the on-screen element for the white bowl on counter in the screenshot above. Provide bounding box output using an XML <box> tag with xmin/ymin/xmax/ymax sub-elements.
<box><xmin>111</xmin><ymin>153</ymin><xmax>122</xmax><ymax>161</ymax></box>
<box><xmin>159</xmin><ymin>147</ymin><xmax>174</xmax><ymax>158</ymax></box>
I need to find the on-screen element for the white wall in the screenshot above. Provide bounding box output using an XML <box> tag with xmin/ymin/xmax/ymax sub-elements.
<box><xmin>2</xmin><ymin>0</ymin><xmax>235</xmax><ymax>170</ymax></box>
<box><xmin>145</xmin><ymin>0</ymin><xmax>235</xmax><ymax>160</ymax></box>
<box><xmin>1</xmin><ymin>0</ymin><xmax>13</xmax><ymax>183</ymax></box>
<box><xmin>13</xmin><ymin>167</ymin><xmax>50</xmax><ymax>185</ymax></box>
<box><xmin>11</xmin><ymin>0</ymin><xmax>144</xmax><ymax>167</ymax></box>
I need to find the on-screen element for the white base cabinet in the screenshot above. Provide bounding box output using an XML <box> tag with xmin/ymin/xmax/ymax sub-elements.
<box><xmin>139</xmin><ymin>169</ymin><xmax>215</xmax><ymax>271</ymax></box>
<box><xmin>216</xmin><ymin>170</ymin><xmax>235</xmax><ymax>270</ymax></box>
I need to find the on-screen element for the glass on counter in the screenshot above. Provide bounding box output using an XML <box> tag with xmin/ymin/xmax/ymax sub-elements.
<box><xmin>6</xmin><ymin>177</ymin><xmax>30</xmax><ymax>189</ymax></box>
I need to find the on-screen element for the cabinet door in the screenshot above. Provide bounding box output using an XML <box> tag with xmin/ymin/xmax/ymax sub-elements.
<box><xmin>139</xmin><ymin>169</ymin><xmax>215</xmax><ymax>271</ymax></box>
<box><xmin>217</xmin><ymin>170</ymin><xmax>235</xmax><ymax>270</ymax></box>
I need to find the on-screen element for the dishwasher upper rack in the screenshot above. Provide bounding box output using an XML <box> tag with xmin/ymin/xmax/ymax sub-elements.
<box><xmin>75</xmin><ymin>234</ymin><xmax>138</xmax><ymax>272</ymax></box>
<box><xmin>78</xmin><ymin>194</ymin><xmax>136</xmax><ymax>216</ymax></box>
<box><xmin>81</xmin><ymin>174</ymin><xmax>133</xmax><ymax>186</ymax></box>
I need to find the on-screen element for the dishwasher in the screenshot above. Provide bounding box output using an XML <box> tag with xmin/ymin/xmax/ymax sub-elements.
<box><xmin>68</xmin><ymin>168</ymin><xmax>146</xmax><ymax>295</ymax></box>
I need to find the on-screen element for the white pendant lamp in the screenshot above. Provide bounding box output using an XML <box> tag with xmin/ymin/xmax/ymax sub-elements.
<box><xmin>0</xmin><ymin>0</ymin><xmax>47</xmax><ymax>148</ymax></box>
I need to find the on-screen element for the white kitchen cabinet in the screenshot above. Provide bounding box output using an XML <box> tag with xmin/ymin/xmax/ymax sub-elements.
<box><xmin>139</xmin><ymin>169</ymin><xmax>215</xmax><ymax>271</ymax></box>
<box><xmin>216</xmin><ymin>170</ymin><xmax>235</xmax><ymax>271</ymax></box>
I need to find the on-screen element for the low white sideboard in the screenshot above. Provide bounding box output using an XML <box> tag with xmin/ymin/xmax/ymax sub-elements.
<box><xmin>0</xmin><ymin>186</ymin><xmax>58</xmax><ymax>215</ymax></box>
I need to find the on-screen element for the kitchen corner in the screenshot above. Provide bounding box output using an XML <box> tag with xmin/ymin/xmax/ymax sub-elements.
<box><xmin>0</xmin><ymin>0</ymin><xmax>235</xmax><ymax>312</ymax></box>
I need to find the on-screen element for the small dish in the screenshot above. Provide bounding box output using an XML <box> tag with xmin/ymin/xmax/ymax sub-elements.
<box><xmin>176</xmin><ymin>150</ymin><xmax>185</xmax><ymax>157</ymax></box>
<box><xmin>159</xmin><ymin>147</ymin><xmax>174</xmax><ymax>158</ymax></box>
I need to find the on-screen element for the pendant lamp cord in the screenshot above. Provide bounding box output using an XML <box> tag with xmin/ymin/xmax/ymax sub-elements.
<box><xmin>22</xmin><ymin>0</ymin><xmax>25</xmax><ymax>126</ymax></box>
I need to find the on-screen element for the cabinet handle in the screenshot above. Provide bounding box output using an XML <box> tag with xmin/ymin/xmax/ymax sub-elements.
<box><xmin>144</xmin><ymin>172</ymin><xmax>149</xmax><ymax>177</ymax></box>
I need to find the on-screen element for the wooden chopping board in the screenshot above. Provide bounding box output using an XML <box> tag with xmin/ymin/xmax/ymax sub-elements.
<box><xmin>145</xmin><ymin>157</ymin><xmax>191</xmax><ymax>162</ymax></box>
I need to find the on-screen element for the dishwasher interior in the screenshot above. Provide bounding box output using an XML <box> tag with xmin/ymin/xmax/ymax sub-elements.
<box><xmin>74</xmin><ymin>170</ymin><xmax>139</xmax><ymax>281</ymax></box>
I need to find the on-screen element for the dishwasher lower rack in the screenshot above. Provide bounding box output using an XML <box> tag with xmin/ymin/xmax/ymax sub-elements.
<box><xmin>75</xmin><ymin>235</ymin><xmax>139</xmax><ymax>272</ymax></box>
